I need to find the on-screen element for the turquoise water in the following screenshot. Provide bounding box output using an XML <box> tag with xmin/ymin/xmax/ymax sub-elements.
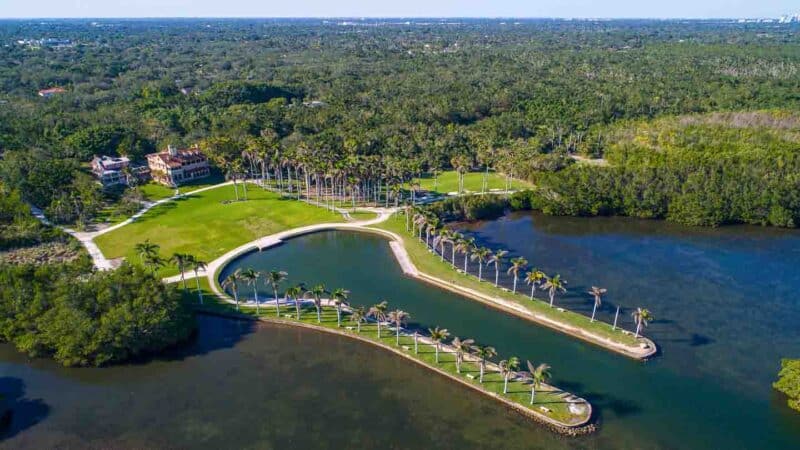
<box><xmin>219</xmin><ymin>214</ymin><xmax>800</xmax><ymax>449</ymax></box>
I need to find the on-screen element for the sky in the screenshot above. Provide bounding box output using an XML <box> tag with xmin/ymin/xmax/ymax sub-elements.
<box><xmin>0</xmin><ymin>0</ymin><xmax>797</xmax><ymax>19</ymax></box>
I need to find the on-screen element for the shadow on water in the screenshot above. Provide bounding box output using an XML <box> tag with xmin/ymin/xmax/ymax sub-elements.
<box><xmin>114</xmin><ymin>314</ymin><xmax>257</xmax><ymax>368</ymax></box>
<box><xmin>0</xmin><ymin>378</ymin><xmax>49</xmax><ymax>440</ymax></box>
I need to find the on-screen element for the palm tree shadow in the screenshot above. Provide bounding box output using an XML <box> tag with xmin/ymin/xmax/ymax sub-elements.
<box><xmin>0</xmin><ymin>377</ymin><xmax>50</xmax><ymax>440</ymax></box>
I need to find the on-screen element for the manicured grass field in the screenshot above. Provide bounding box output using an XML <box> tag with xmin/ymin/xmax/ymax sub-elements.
<box><xmin>138</xmin><ymin>172</ymin><xmax>227</xmax><ymax>201</ymax></box>
<box><xmin>184</xmin><ymin>278</ymin><xmax>588</xmax><ymax>426</ymax></box>
<box><xmin>405</xmin><ymin>171</ymin><xmax>531</xmax><ymax>195</ymax></box>
<box><xmin>95</xmin><ymin>185</ymin><xmax>340</xmax><ymax>276</ymax></box>
<box><xmin>370</xmin><ymin>214</ymin><xmax>641</xmax><ymax>347</ymax></box>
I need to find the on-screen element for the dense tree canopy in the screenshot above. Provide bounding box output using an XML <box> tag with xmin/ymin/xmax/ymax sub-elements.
<box><xmin>0</xmin><ymin>261</ymin><xmax>195</xmax><ymax>367</ymax></box>
<box><xmin>0</xmin><ymin>19</ymin><xmax>799</xmax><ymax>226</ymax></box>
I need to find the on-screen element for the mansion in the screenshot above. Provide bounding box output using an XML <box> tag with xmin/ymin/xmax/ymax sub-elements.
<box><xmin>146</xmin><ymin>145</ymin><xmax>210</xmax><ymax>187</ymax></box>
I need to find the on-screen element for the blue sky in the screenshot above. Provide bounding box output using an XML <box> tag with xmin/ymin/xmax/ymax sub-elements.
<box><xmin>0</xmin><ymin>0</ymin><xmax>796</xmax><ymax>19</ymax></box>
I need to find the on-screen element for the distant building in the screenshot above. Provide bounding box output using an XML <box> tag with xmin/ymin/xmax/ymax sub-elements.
<box><xmin>38</xmin><ymin>87</ymin><xmax>66</xmax><ymax>97</ymax></box>
<box><xmin>146</xmin><ymin>145</ymin><xmax>210</xmax><ymax>187</ymax></box>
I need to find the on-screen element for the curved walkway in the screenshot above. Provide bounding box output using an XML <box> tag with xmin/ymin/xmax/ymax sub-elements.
<box><xmin>195</xmin><ymin>211</ymin><xmax>656</xmax><ymax>360</ymax></box>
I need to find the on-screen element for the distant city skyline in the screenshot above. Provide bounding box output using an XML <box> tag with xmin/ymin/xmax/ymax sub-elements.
<box><xmin>0</xmin><ymin>0</ymin><xmax>798</xmax><ymax>20</ymax></box>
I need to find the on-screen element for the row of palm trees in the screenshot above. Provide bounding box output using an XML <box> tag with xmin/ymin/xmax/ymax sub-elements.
<box><xmin>408</xmin><ymin>207</ymin><xmax>654</xmax><ymax>338</ymax></box>
<box><xmin>212</xmin><ymin>139</ymin><xmax>452</xmax><ymax>210</ymax></box>
<box><xmin>215</xmin><ymin>268</ymin><xmax>556</xmax><ymax>406</ymax></box>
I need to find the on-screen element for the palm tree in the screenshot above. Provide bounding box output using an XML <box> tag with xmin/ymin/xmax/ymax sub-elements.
<box><xmin>472</xmin><ymin>345</ymin><xmax>498</xmax><ymax>383</ymax></box>
<box><xmin>170</xmin><ymin>253</ymin><xmax>192</xmax><ymax>290</ymax></box>
<box><xmin>143</xmin><ymin>253</ymin><xmax>164</xmax><ymax>274</ymax></box>
<box><xmin>265</xmin><ymin>270</ymin><xmax>288</xmax><ymax>317</ymax></box>
<box><xmin>541</xmin><ymin>274</ymin><xmax>567</xmax><ymax>307</ymax></box>
<box><xmin>240</xmin><ymin>268</ymin><xmax>261</xmax><ymax>315</ymax></box>
<box><xmin>588</xmin><ymin>286</ymin><xmax>607</xmax><ymax>322</ymax></box>
<box><xmin>349</xmin><ymin>305</ymin><xmax>367</xmax><ymax>332</ymax></box>
<box><xmin>499</xmin><ymin>357</ymin><xmax>521</xmax><ymax>394</ymax></box>
<box><xmin>368</xmin><ymin>300</ymin><xmax>389</xmax><ymax>338</ymax></box>
<box><xmin>631</xmin><ymin>307</ymin><xmax>654</xmax><ymax>338</ymax></box>
<box><xmin>524</xmin><ymin>269</ymin><xmax>547</xmax><ymax>300</ymax></box>
<box><xmin>285</xmin><ymin>284</ymin><xmax>305</xmax><ymax>320</ymax></box>
<box><xmin>455</xmin><ymin>237</ymin><xmax>474</xmax><ymax>273</ymax></box>
<box><xmin>448</xmin><ymin>232</ymin><xmax>463</xmax><ymax>267</ymax></box>
<box><xmin>451</xmin><ymin>337</ymin><xmax>475</xmax><ymax>374</ymax></box>
<box><xmin>331</xmin><ymin>288</ymin><xmax>351</xmax><ymax>327</ymax></box>
<box><xmin>304</xmin><ymin>284</ymin><xmax>327</xmax><ymax>323</ymax></box>
<box><xmin>388</xmin><ymin>309</ymin><xmax>410</xmax><ymax>346</ymax></box>
<box><xmin>134</xmin><ymin>239</ymin><xmax>159</xmax><ymax>265</ymax></box>
<box><xmin>470</xmin><ymin>247</ymin><xmax>492</xmax><ymax>282</ymax></box>
<box><xmin>508</xmin><ymin>257</ymin><xmax>528</xmax><ymax>293</ymax></box>
<box><xmin>190</xmin><ymin>258</ymin><xmax>207</xmax><ymax>305</ymax></box>
<box><xmin>221</xmin><ymin>269</ymin><xmax>242</xmax><ymax>310</ymax></box>
<box><xmin>523</xmin><ymin>361</ymin><xmax>552</xmax><ymax>405</ymax></box>
<box><xmin>488</xmin><ymin>250</ymin><xmax>509</xmax><ymax>287</ymax></box>
<box><xmin>428</xmin><ymin>326</ymin><xmax>450</xmax><ymax>363</ymax></box>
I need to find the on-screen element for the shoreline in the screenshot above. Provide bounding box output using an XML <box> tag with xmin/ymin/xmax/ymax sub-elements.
<box><xmin>193</xmin><ymin>307</ymin><xmax>596</xmax><ymax>435</ymax></box>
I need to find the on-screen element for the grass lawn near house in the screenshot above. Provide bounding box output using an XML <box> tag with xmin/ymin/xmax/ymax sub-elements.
<box><xmin>184</xmin><ymin>277</ymin><xmax>588</xmax><ymax>427</ymax></box>
<box><xmin>138</xmin><ymin>171</ymin><xmax>227</xmax><ymax>201</ymax></box>
<box><xmin>404</xmin><ymin>171</ymin><xmax>532</xmax><ymax>195</ymax></box>
<box><xmin>370</xmin><ymin>214</ymin><xmax>642</xmax><ymax>347</ymax></box>
<box><xmin>95</xmin><ymin>185</ymin><xmax>341</xmax><ymax>277</ymax></box>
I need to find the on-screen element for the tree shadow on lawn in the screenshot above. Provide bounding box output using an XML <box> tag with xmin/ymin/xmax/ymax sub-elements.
<box><xmin>0</xmin><ymin>377</ymin><xmax>50</xmax><ymax>441</ymax></box>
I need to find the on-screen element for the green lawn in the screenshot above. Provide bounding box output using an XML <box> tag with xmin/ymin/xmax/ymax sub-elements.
<box><xmin>348</xmin><ymin>211</ymin><xmax>379</xmax><ymax>221</ymax></box>
<box><xmin>406</xmin><ymin>171</ymin><xmax>531</xmax><ymax>195</ymax></box>
<box><xmin>186</xmin><ymin>278</ymin><xmax>589</xmax><ymax>427</ymax></box>
<box><xmin>138</xmin><ymin>172</ymin><xmax>227</xmax><ymax>201</ymax></box>
<box><xmin>370</xmin><ymin>214</ymin><xmax>642</xmax><ymax>348</ymax></box>
<box><xmin>95</xmin><ymin>185</ymin><xmax>341</xmax><ymax>276</ymax></box>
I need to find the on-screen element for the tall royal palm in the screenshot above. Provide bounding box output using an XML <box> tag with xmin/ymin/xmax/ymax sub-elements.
<box><xmin>472</xmin><ymin>345</ymin><xmax>498</xmax><ymax>383</ymax></box>
<box><xmin>331</xmin><ymin>288</ymin><xmax>351</xmax><ymax>327</ymax></box>
<box><xmin>240</xmin><ymin>268</ymin><xmax>261</xmax><ymax>315</ymax></box>
<box><xmin>524</xmin><ymin>269</ymin><xmax>547</xmax><ymax>300</ymax></box>
<box><xmin>448</xmin><ymin>232</ymin><xmax>463</xmax><ymax>267</ymax></box>
<box><xmin>470</xmin><ymin>247</ymin><xmax>492</xmax><ymax>282</ymax></box>
<box><xmin>170</xmin><ymin>253</ymin><xmax>192</xmax><ymax>290</ymax></box>
<box><xmin>451</xmin><ymin>337</ymin><xmax>475</xmax><ymax>374</ymax></box>
<box><xmin>428</xmin><ymin>326</ymin><xmax>450</xmax><ymax>363</ymax></box>
<box><xmin>368</xmin><ymin>300</ymin><xmax>389</xmax><ymax>338</ymax></box>
<box><xmin>632</xmin><ymin>307</ymin><xmax>654</xmax><ymax>338</ymax></box>
<box><xmin>304</xmin><ymin>284</ymin><xmax>327</xmax><ymax>323</ymax></box>
<box><xmin>588</xmin><ymin>286</ymin><xmax>607</xmax><ymax>322</ymax></box>
<box><xmin>456</xmin><ymin>237</ymin><xmax>475</xmax><ymax>273</ymax></box>
<box><xmin>388</xmin><ymin>309</ymin><xmax>410</xmax><ymax>346</ymax></box>
<box><xmin>221</xmin><ymin>269</ymin><xmax>242</xmax><ymax>310</ymax></box>
<box><xmin>488</xmin><ymin>250</ymin><xmax>509</xmax><ymax>287</ymax></box>
<box><xmin>265</xmin><ymin>270</ymin><xmax>288</xmax><ymax>317</ymax></box>
<box><xmin>499</xmin><ymin>356</ymin><xmax>521</xmax><ymax>394</ymax></box>
<box><xmin>507</xmin><ymin>257</ymin><xmax>528</xmax><ymax>294</ymax></box>
<box><xmin>285</xmin><ymin>284</ymin><xmax>305</xmax><ymax>320</ymax></box>
<box><xmin>350</xmin><ymin>305</ymin><xmax>367</xmax><ymax>332</ymax></box>
<box><xmin>541</xmin><ymin>274</ymin><xmax>567</xmax><ymax>308</ymax></box>
<box><xmin>190</xmin><ymin>257</ymin><xmax>207</xmax><ymax>304</ymax></box>
<box><xmin>524</xmin><ymin>361</ymin><xmax>552</xmax><ymax>405</ymax></box>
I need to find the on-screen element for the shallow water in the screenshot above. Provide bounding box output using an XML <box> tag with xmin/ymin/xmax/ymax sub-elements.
<box><xmin>2</xmin><ymin>213</ymin><xmax>799</xmax><ymax>449</ymax></box>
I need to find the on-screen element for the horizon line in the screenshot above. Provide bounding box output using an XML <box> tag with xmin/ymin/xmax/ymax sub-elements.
<box><xmin>0</xmin><ymin>15</ymin><xmax>797</xmax><ymax>21</ymax></box>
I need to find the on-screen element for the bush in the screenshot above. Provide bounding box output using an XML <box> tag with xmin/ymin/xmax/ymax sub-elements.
<box><xmin>774</xmin><ymin>359</ymin><xmax>800</xmax><ymax>413</ymax></box>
